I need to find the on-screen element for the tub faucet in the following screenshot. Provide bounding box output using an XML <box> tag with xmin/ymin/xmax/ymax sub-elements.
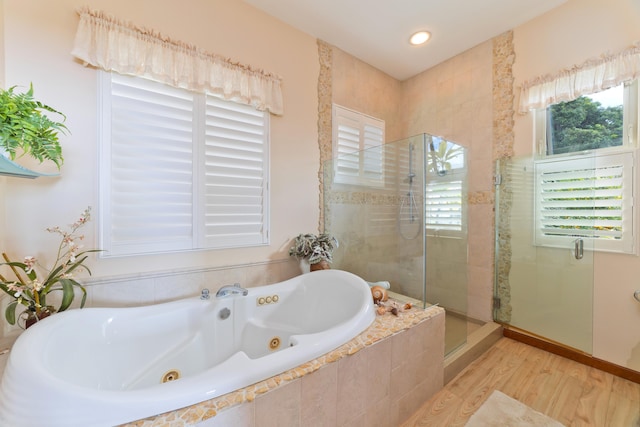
<box><xmin>216</xmin><ymin>283</ymin><xmax>248</xmax><ymax>298</ymax></box>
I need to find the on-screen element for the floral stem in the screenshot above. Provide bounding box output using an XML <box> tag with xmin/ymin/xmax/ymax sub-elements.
<box><xmin>33</xmin><ymin>291</ymin><xmax>41</xmax><ymax>316</ymax></box>
<box><xmin>1</xmin><ymin>252</ymin><xmax>27</xmax><ymax>286</ymax></box>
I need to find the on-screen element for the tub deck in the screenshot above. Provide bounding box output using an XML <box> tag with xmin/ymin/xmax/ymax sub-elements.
<box><xmin>123</xmin><ymin>300</ymin><xmax>445</xmax><ymax>427</ymax></box>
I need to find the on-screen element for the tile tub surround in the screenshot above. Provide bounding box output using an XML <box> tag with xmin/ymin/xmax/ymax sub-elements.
<box><xmin>123</xmin><ymin>302</ymin><xmax>445</xmax><ymax>427</ymax></box>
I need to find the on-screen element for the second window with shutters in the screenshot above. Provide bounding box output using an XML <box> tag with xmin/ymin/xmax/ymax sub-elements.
<box><xmin>534</xmin><ymin>152</ymin><xmax>635</xmax><ymax>254</ymax></box>
<box><xmin>332</xmin><ymin>104</ymin><xmax>385</xmax><ymax>187</ymax></box>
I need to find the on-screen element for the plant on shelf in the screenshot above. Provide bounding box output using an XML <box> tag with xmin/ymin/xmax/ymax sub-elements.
<box><xmin>0</xmin><ymin>83</ymin><xmax>68</xmax><ymax>169</ymax></box>
<box><xmin>0</xmin><ymin>207</ymin><xmax>99</xmax><ymax>328</ymax></box>
<box><xmin>288</xmin><ymin>233</ymin><xmax>339</xmax><ymax>271</ymax></box>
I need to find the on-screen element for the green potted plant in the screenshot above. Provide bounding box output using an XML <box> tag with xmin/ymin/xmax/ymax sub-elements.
<box><xmin>0</xmin><ymin>83</ymin><xmax>68</xmax><ymax>170</ymax></box>
<box><xmin>288</xmin><ymin>233</ymin><xmax>339</xmax><ymax>271</ymax></box>
<box><xmin>0</xmin><ymin>207</ymin><xmax>99</xmax><ymax>328</ymax></box>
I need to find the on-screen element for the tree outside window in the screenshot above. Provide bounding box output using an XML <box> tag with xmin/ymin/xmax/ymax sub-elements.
<box><xmin>546</xmin><ymin>85</ymin><xmax>623</xmax><ymax>155</ymax></box>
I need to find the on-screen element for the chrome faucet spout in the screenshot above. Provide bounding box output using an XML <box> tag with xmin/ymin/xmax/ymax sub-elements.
<box><xmin>215</xmin><ymin>283</ymin><xmax>248</xmax><ymax>298</ymax></box>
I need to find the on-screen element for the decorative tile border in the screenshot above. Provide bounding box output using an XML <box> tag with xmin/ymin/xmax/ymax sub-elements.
<box><xmin>122</xmin><ymin>303</ymin><xmax>444</xmax><ymax>427</ymax></box>
<box><xmin>317</xmin><ymin>39</ymin><xmax>333</xmax><ymax>233</ymax></box>
<box><xmin>492</xmin><ymin>31</ymin><xmax>515</xmax><ymax>162</ymax></box>
<box><xmin>492</xmin><ymin>31</ymin><xmax>515</xmax><ymax>323</ymax></box>
<box><xmin>468</xmin><ymin>190</ymin><xmax>495</xmax><ymax>205</ymax></box>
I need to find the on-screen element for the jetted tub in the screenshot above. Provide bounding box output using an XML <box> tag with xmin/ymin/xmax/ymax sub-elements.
<box><xmin>0</xmin><ymin>269</ymin><xmax>375</xmax><ymax>427</ymax></box>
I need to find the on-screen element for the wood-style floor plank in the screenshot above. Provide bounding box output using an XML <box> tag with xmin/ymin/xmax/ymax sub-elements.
<box><xmin>402</xmin><ymin>338</ymin><xmax>640</xmax><ymax>427</ymax></box>
<box><xmin>572</xmin><ymin>381</ymin><xmax>610</xmax><ymax>427</ymax></box>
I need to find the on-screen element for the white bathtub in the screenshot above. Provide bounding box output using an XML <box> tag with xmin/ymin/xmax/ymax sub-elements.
<box><xmin>0</xmin><ymin>269</ymin><xmax>375</xmax><ymax>427</ymax></box>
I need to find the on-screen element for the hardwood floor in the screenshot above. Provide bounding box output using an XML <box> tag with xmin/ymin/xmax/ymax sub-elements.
<box><xmin>402</xmin><ymin>338</ymin><xmax>640</xmax><ymax>427</ymax></box>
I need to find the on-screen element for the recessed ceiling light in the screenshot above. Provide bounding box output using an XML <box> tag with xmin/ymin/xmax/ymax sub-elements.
<box><xmin>409</xmin><ymin>31</ymin><xmax>431</xmax><ymax>46</ymax></box>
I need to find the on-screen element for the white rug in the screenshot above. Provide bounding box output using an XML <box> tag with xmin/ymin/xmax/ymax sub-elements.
<box><xmin>465</xmin><ymin>390</ymin><xmax>565</xmax><ymax>427</ymax></box>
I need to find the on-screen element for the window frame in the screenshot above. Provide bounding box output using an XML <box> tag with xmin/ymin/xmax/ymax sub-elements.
<box><xmin>98</xmin><ymin>71</ymin><xmax>270</xmax><ymax>257</ymax></box>
<box><xmin>532</xmin><ymin>80</ymin><xmax>638</xmax><ymax>254</ymax></box>
<box><xmin>533</xmin><ymin>152</ymin><xmax>636</xmax><ymax>254</ymax></box>
<box><xmin>534</xmin><ymin>80</ymin><xmax>638</xmax><ymax>158</ymax></box>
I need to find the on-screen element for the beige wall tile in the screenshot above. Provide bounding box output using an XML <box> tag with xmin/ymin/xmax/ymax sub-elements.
<box><xmin>467</xmin><ymin>266</ymin><xmax>494</xmax><ymax>323</ymax></box>
<box><xmin>364</xmin><ymin>395</ymin><xmax>394</xmax><ymax>427</ymax></box>
<box><xmin>366</xmin><ymin>338</ymin><xmax>393</xmax><ymax>404</ymax></box>
<box><xmin>255</xmin><ymin>380</ymin><xmax>301</xmax><ymax>427</ymax></box>
<box><xmin>153</xmin><ymin>271</ymin><xmax>206</xmax><ymax>302</ymax></box>
<box><xmin>467</xmin><ymin>204</ymin><xmax>495</xmax><ymax>268</ymax></box>
<box><xmin>300</xmin><ymin>363</ymin><xmax>338</xmax><ymax>426</ymax></box>
<box><xmin>421</xmin><ymin>311</ymin><xmax>446</xmax><ymax>356</ymax></box>
<box><xmin>197</xmin><ymin>402</ymin><xmax>254</xmax><ymax>427</ymax></box>
<box><xmin>391</xmin><ymin>326</ymin><xmax>411</xmax><ymax>369</ymax></box>
<box><xmin>336</xmin><ymin>348</ymin><xmax>369</xmax><ymax>424</ymax></box>
<box><xmin>341</xmin><ymin>411</ymin><xmax>368</xmax><ymax>427</ymax></box>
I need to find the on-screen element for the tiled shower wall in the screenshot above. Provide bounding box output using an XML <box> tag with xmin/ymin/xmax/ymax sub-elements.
<box><xmin>319</xmin><ymin>32</ymin><xmax>515</xmax><ymax>323</ymax></box>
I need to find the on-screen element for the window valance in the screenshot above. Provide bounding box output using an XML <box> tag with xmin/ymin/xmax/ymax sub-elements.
<box><xmin>519</xmin><ymin>42</ymin><xmax>640</xmax><ymax>114</ymax></box>
<box><xmin>71</xmin><ymin>7</ymin><xmax>284</xmax><ymax>115</ymax></box>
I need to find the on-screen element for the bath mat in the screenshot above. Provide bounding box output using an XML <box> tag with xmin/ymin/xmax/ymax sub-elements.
<box><xmin>465</xmin><ymin>390</ymin><xmax>565</xmax><ymax>427</ymax></box>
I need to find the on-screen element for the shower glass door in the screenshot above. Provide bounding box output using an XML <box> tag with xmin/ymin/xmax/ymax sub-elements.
<box><xmin>495</xmin><ymin>156</ymin><xmax>595</xmax><ymax>354</ymax></box>
<box><xmin>324</xmin><ymin>133</ymin><xmax>470</xmax><ymax>356</ymax></box>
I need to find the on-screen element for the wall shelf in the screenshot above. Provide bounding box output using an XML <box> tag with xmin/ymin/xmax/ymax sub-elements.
<box><xmin>0</xmin><ymin>154</ymin><xmax>59</xmax><ymax>179</ymax></box>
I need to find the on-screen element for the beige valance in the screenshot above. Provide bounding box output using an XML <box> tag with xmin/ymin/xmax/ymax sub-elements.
<box><xmin>519</xmin><ymin>42</ymin><xmax>640</xmax><ymax>114</ymax></box>
<box><xmin>71</xmin><ymin>7</ymin><xmax>284</xmax><ymax>115</ymax></box>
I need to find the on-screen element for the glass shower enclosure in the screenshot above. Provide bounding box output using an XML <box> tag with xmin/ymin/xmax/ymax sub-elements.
<box><xmin>323</xmin><ymin>133</ymin><xmax>470</xmax><ymax>355</ymax></box>
<box><xmin>494</xmin><ymin>155</ymin><xmax>595</xmax><ymax>354</ymax></box>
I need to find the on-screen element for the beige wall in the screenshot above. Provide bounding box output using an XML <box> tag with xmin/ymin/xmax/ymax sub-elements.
<box><xmin>332</xmin><ymin>47</ymin><xmax>404</xmax><ymax>143</ymax></box>
<box><xmin>0</xmin><ymin>0</ymin><xmax>319</xmax><ymax>279</ymax></box>
<box><xmin>512</xmin><ymin>0</ymin><xmax>640</xmax><ymax>369</ymax></box>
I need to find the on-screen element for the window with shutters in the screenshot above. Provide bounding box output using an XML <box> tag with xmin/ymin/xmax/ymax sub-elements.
<box><xmin>332</xmin><ymin>104</ymin><xmax>384</xmax><ymax>187</ymax></box>
<box><xmin>99</xmin><ymin>72</ymin><xmax>269</xmax><ymax>257</ymax></box>
<box><xmin>425</xmin><ymin>138</ymin><xmax>466</xmax><ymax>236</ymax></box>
<box><xmin>534</xmin><ymin>153</ymin><xmax>634</xmax><ymax>253</ymax></box>
<box><xmin>533</xmin><ymin>82</ymin><xmax>637</xmax><ymax>254</ymax></box>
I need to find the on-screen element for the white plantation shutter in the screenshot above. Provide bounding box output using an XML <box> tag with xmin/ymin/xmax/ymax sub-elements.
<box><xmin>100</xmin><ymin>72</ymin><xmax>269</xmax><ymax>256</ymax></box>
<box><xmin>426</xmin><ymin>178</ymin><xmax>464</xmax><ymax>233</ymax></box>
<box><xmin>203</xmin><ymin>96</ymin><xmax>268</xmax><ymax>248</ymax></box>
<box><xmin>534</xmin><ymin>152</ymin><xmax>634</xmax><ymax>253</ymax></box>
<box><xmin>363</xmin><ymin>124</ymin><xmax>384</xmax><ymax>182</ymax></box>
<box><xmin>332</xmin><ymin>105</ymin><xmax>384</xmax><ymax>186</ymax></box>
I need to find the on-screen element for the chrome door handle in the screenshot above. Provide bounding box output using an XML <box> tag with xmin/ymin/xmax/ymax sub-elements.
<box><xmin>634</xmin><ymin>290</ymin><xmax>640</xmax><ymax>303</ymax></box>
<box><xmin>574</xmin><ymin>238</ymin><xmax>584</xmax><ymax>260</ymax></box>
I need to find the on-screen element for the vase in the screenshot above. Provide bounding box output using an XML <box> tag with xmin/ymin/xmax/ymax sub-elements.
<box><xmin>310</xmin><ymin>260</ymin><xmax>331</xmax><ymax>271</ymax></box>
<box><xmin>23</xmin><ymin>306</ymin><xmax>55</xmax><ymax>329</ymax></box>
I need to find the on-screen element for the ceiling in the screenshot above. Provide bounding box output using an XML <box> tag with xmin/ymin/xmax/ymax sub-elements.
<box><xmin>243</xmin><ymin>0</ymin><xmax>568</xmax><ymax>81</ymax></box>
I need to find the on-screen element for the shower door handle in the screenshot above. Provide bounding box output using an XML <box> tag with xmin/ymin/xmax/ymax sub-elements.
<box><xmin>574</xmin><ymin>238</ymin><xmax>584</xmax><ymax>260</ymax></box>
